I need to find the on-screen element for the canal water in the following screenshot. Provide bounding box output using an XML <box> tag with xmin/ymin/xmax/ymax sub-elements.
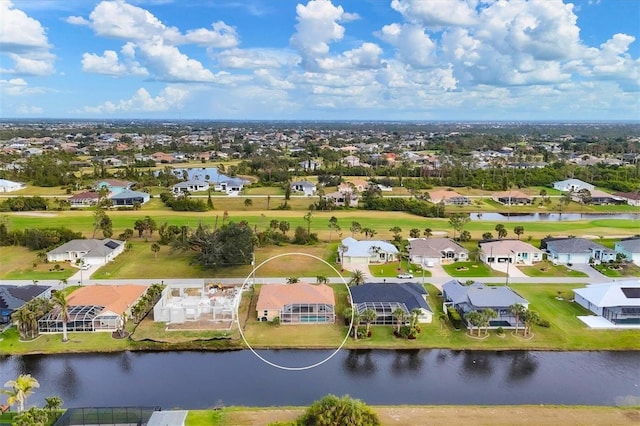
<box><xmin>1</xmin><ymin>350</ymin><xmax>638</xmax><ymax>408</ymax></box>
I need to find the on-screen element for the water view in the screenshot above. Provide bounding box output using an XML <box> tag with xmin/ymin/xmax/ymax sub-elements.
<box><xmin>1</xmin><ymin>350</ymin><xmax>638</xmax><ymax>409</ymax></box>
<box><xmin>470</xmin><ymin>212</ymin><xmax>640</xmax><ymax>222</ymax></box>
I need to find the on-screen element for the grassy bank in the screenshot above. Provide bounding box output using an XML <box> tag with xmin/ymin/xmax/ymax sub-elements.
<box><xmin>185</xmin><ymin>405</ymin><xmax>640</xmax><ymax>426</ymax></box>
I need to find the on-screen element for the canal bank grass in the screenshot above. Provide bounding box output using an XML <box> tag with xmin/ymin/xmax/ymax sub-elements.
<box><xmin>241</xmin><ymin>284</ymin><xmax>351</xmax><ymax>348</ymax></box>
<box><xmin>185</xmin><ymin>405</ymin><xmax>640</xmax><ymax>426</ymax></box>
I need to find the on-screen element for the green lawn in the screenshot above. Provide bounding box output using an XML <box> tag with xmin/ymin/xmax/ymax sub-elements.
<box><xmin>442</xmin><ymin>261</ymin><xmax>500</xmax><ymax>277</ymax></box>
<box><xmin>518</xmin><ymin>261</ymin><xmax>588</xmax><ymax>278</ymax></box>
<box><xmin>592</xmin><ymin>262</ymin><xmax>640</xmax><ymax>277</ymax></box>
<box><xmin>368</xmin><ymin>260</ymin><xmax>431</xmax><ymax>278</ymax></box>
<box><xmin>0</xmin><ymin>246</ymin><xmax>76</xmax><ymax>280</ymax></box>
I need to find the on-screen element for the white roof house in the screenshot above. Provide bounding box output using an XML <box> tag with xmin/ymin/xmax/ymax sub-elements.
<box><xmin>552</xmin><ymin>178</ymin><xmax>594</xmax><ymax>192</ymax></box>
<box><xmin>573</xmin><ymin>281</ymin><xmax>640</xmax><ymax>327</ymax></box>
<box><xmin>339</xmin><ymin>237</ymin><xmax>399</xmax><ymax>266</ymax></box>
<box><xmin>47</xmin><ymin>239</ymin><xmax>125</xmax><ymax>266</ymax></box>
<box><xmin>0</xmin><ymin>179</ymin><xmax>26</xmax><ymax>193</ymax></box>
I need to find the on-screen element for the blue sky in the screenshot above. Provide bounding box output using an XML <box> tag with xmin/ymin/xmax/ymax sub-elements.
<box><xmin>1</xmin><ymin>0</ymin><xmax>639</xmax><ymax>121</ymax></box>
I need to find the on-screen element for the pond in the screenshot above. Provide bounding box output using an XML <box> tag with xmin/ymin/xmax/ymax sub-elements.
<box><xmin>0</xmin><ymin>350</ymin><xmax>638</xmax><ymax>409</ymax></box>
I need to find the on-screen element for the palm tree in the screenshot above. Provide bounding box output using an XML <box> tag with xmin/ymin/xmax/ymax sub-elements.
<box><xmin>316</xmin><ymin>275</ymin><xmax>328</xmax><ymax>284</ymax></box>
<box><xmin>343</xmin><ymin>307</ymin><xmax>362</xmax><ymax>340</ymax></box>
<box><xmin>2</xmin><ymin>374</ymin><xmax>40</xmax><ymax>412</ymax></box>
<box><xmin>151</xmin><ymin>242</ymin><xmax>160</xmax><ymax>259</ymax></box>
<box><xmin>392</xmin><ymin>307</ymin><xmax>406</xmax><ymax>335</ymax></box>
<box><xmin>59</xmin><ymin>278</ymin><xmax>68</xmax><ymax>289</ymax></box>
<box><xmin>348</xmin><ymin>270</ymin><xmax>366</xmax><ymax>286</ymax></box>
<box><xmin>51</xmin><ymin>291</ymin><xmax>70</xmax><ymax>342</ymax></box>
<box><xmin>481</xmin><ymin>308</ymin><xmax>498</xmax><ymax>335</ymax></box>
<box><xmin>523</xmin><ymin>310</ymin><xmax>540</xmax><ymax>337</ymax></box>
<box><xmin>464</xmin><ymin>311</ymin><xmax>482</xmax><ymax>336</ymax></box>
<box><xmin>361</xmin><ymin>308</ymin><xmax>377</xmax><ymax>337</ymax></box>
<box><xmin>509</xmin><ymin>303</ymin><xmax>527</xmax><ymax>335</ymax></box>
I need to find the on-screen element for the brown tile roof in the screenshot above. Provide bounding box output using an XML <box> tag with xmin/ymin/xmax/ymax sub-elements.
<box><xmin>493</xmin><ymin>190</ymin><xmax>531</xmax><ymax>199</ymax></box>
<box><xmin>256</xmin><ymin>283</ymin><xmax>335</xmax><ymax>311</ymax></box>
<box><xmin>68</xmin><ymin>285</ymin><xmax>147</xmax><ymax>314</ymax></box>
<box><xmin>69</xmin><ymin>191</ymin><xmax>99</xmax><ymax>200</ymax></box>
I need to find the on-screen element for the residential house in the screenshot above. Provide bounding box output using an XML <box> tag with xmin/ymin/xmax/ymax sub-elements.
<box><xmin>151</xmin><ymin>152</ymin><xmax>177</xmax><ymax>163</ymax></box>
<box><xmin>339</xmin><ymin>237</ymin><xmax>399</xmax><ymax>267</ymax></box>
<box><xmin>573</xmin><ymin>281</ymin><xmax>640</xmax><ymax>326</ymax></box>
<box><xmin>349</xmin><ymin>283</ymin><xmax>433</xmax><ymax>324</ymax></box>
<box><xmin>38</xmin><ymin>285</ymin><xmax>147</xmax><ymax>333</ymax></box>
<box><xmin>299</xmin><ymin>159</ymin><xmax>322</xmax><ymax>171</ymax></box>
<box><xmin>153</xmin><ymin>283</ymin><xmax>241</xmax><ymax>324</ymax></box>
<box><xmin>543</xmin><ymin>237</ymin><xmax>616</xmax><ymax>264</ymax></box>
<box><xmin>573</xmin><ymin>189</ymin><xmax>626</xmax><ymax>205</ymax></box>
<box><xmin>492</xmin><ymin>190</ymin><xmax>532</xmax><ymax>205</ymax></box>
<box><xmin>613</xmin><ymin>192</ymin><xmax>640</xmax><ymax>206</ymax></box>
<box><xmin>342</xmin><ymin>155</ymin><xmax>361</xmax><ymax>167</ymax></box>
<box><xmin>0</xmin><ymin>179</ymin><xmax>26</xmax><ymax>193</ymax></box>
<box><xmin>95</xmin><ymin>179</ymin><xmax>134</xmax><ymax>194</ymax></box>
<box><xmin>290</xmin><ymin>180</ymin><xmax>317</xmax><ymax>196</ymax></box>
<box><xmin>69</xmin><ymin>191</ymin><xmax>100</xmax><ymax>208</ymax></box>
<box><xmin>109</xmin><ymin>189</ymin><xmax>150</xmax><ymax>206</ymax></box>
<box><xmin>427</xmin><ymin>189</ymin><xmax>471</xmax><ymax>206</ymax></box>
<box><xmin>479</xmin><ymin>240</ymin><xmax>543</xmax><ymax>265</ymax></box>
<box><xmin>442</xmin><ymin>280</ymin><xmax>529</xmax><ymax>328</ymax></box>
<box><xmin>324</xmin><ymin>190</ymin><xmax>359</xmax><ymax>207</ymax></box>
<box><xmin>256</xmin><ymin>283</ymin><xmax>335</xmax><ymax>324</ymax></box>
<box><xmin>552</xmin><ymin>179</ymin><xmax>594</xmax><ymax>192</ymax></box>
<box><xmin>0</xmin><ymin>285</ymin><xmax>52</xmax><ymax>325</ymax></box>
<box><xmin>408</xmin><ymin>238</ymin><xmax>468</xmax><ymax>266</ymax></box>
<box><xmin>47</xmin><ymin>238</ymin><xmax>125</xmax><ymax>266</ymax></box>
<box><xmin>214</xmin><ymin>177</ymin><xmax>248</xmax><ymax>194</ymax></box>
<box><xmin>615</xmin><ymin>238</ymin><xmax>640</xmax><ymax>265</ymax></box>
<box><xmin>172</xmin><ymin>180</ymin><xmax>210</xmax><ymax>194</ymax></box>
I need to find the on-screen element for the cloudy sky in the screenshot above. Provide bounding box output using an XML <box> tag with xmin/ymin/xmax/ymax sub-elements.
<box><xmin>1</xmin><ymin>0</ymin><xmax>639</xmax><ymax>121</ymax></box>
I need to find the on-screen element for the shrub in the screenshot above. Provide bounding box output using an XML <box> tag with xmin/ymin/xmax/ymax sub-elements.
<box><xmin>447</xmin><ymin>306</ymin><xmax>462</xmax><ymax>329</ymax></box>
<box><xmin>536</xmin><ymin>318</ymin><xmax>551</xmax><ymax>328</ymax></box>
<box><xmin>296</xmin><ymin>394</ymin><xmax>381</xmax><ymax>426</ymax></box>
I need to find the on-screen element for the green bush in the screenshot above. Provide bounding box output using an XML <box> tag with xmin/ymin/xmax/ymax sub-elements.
<box><xmin>447</xmin><ymin>306</ymin><xmax>462</xmax><ymax>329</ymax></box>
<box><xmin>296</xmin><ymin>394</ymin><xmax>380</xmax><ymax>426</ymax></box>
<box><xmin>537</xmin><ymin>318</ymin><xmax>551</xmax><ymax>328</ymax></box>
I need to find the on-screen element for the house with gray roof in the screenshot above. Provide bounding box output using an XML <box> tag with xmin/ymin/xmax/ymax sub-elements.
<box><xmin>543</xmin><ymin>238</ymin><xmax>615</xmax><ymax>265</ymax></box>
<box><xmin>339</xmin><ymin>237</ymin><xmax>398</xmax><ymax>267</ymax></box>
<box><xmin>0</xmin><ymin>178</ymin><xmax>26</xmax><ymax>193</ymax></box>
<box><xmin>0</xmin><ymin>285</ymin><xmax>52</xmax><ymax>325</ymax></box>
<box><xmin>408</xmin><ymin>238</ymin><xmax>468</xmax><ymax>266</ymax></box>
<box><xmin>350</xmin><ymin>283</ymin><xmax>433</xmax><ymax>324</ymax></box>
<box><xmin>290</xmin><ymin>180</ymin><xmax>317</xmax><ymax>196</ymax></box>
<box><xmin>615</xmin><ymin>238</ymin><xmax>640</xmax><ymax>265</ymax></box>
<box><xmin>109</xmin><ymin>189</ymin><xmax>150</xmax><ymax>206</ymax></box>
<box><xmin>442</xmin><ymin>280</ymin><xmax>529</xmax><ymax>328</ymax></box>
<box><xmin>47</xmin><ymin>238</ymin><xmax>125</xmax><ymax>266</ymax></box>
<box><xmin>573</xmin><ymin>280</ymin><xmax>640</xmax><ymax>327</ymax></box>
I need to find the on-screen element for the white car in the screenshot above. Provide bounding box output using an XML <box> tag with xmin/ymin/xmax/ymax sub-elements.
<box><xmin>81</xmin><ymin>264</ymin><xmax>91</xmax><ymax>270</ymax></box>
<box><xmin>397</xmin><ymin>273</ymin><xmax>413</xmax><ymax>279</ymax></box>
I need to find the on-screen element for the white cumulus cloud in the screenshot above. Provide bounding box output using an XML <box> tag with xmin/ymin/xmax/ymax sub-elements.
<box><xmin>82</xmin><ymin>85</ymin><xmax>191</xmax><ymax>114</ymax></box>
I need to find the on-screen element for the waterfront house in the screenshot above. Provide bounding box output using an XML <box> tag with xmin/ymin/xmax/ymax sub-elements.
<box><xmin>47</xmin><ymin>238</ymin><xmax>124</xmax><ymax>266</ymax></box>
<box><xmin>256</xmin><ymin>283</ymin><xmax>335</xmax><ymax>324</ymax></box>
<box><xmin>572</xmin><ymin>189</ymin><xmax>626</xmax><ymax>205</ymax></box>
<box><xmin>613</xmin><ymin>192</ymin><xmax>640</xmax><ymax>206</ymax></box>
<box><xmin>442</xmin><ymin>280</ymin><xmax>529</xmax><ymax>328</ymax></box>
<box><xmin>543</xmin><ymin>238</ymin><xmax>615</xmax><ymax>265</ymax></box>
<box><xmin>95</xmin><ymin>179</ymin><xmax>134</xmax><ymax>194</ymax></box>
<box><xmin>479</xmin><ymin>240</ymin><xmax>543</xmax><ymax>266</ymax></box>
<box><xmin>349</xmin><ymin>283</ymin><xmax>433</xmax><ymax>324</ymax></box>
<box><xmin>408</xmin><ymin>238</ymin><xmax>468</xmax><ymax>266</ymax></box>
<box><xmin>0</xmin><ymin>285</ymin><xmax>52</xmax><ymax>325</ymax></box>
<box><xmin>573</xmin><ymin>280</ymin><xmax>640</xmax><ymax>326</ymax></box>
<box><xmin>38</xmin><ymin>285</ymin><xmax>147</xmax><ymax>333</ymax></box>
<box><xmin>339</xmin><ymin>237</ymin><xmax>399</xmax><ymax>267</ymax></box>
<box><xmin>615</xmin><ymin>238</ymin><xmax>640</xmax><ymax>265</ymax></box>
<box><xmin>492</xmin><ymin>190</ymin><xmax>532</xmax><ymax>205</ymax></box>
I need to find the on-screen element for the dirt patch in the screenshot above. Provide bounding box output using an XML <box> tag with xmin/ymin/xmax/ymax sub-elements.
<box><xmin>9</xmin><ymin>212</ymin><xmax>58</xmax><ymax>217</ymax></box>
<box><xmin>221</xmin><ymin>406</ymin><xmax>640</xmax><ymax>426</ymax></box>
<box><xmin>166</xmin><ymin>319</ymin><xmax>234</xmax><ymax>331</ymax></box>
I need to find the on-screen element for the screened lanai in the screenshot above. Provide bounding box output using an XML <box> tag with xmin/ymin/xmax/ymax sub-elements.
<box><xmin>356</xmin><ymin>302</ymin><xmax>408</xmax><ymax>325</ymax></box>
<box><xmin>38</xmin><ymin>305</ymin><xmax>121</xmax><ymax>333</ymax></box>
<box><xmin>280</xmin><ymin>303</ymin><xmax>335</xmax><ymax>323</ymax></box>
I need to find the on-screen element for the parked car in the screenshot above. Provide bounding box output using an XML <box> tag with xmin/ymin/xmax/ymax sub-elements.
<box><xmin>81</xmin><ymin>264</ymin><xmax>91</xmax><ymax>270</ymax></box>
<box><xmin>397</xmin><ymin>273</ymin><xmax>413</xmax><ymax>279</ymax></box>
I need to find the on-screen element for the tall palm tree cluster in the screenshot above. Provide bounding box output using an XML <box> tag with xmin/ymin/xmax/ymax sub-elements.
<box><xmin>129</xmin><ymin>284</ymin><xmax>164</xmax><ymax>324</ymax></box>
<box><xmin>11</xmin><ymin>298</ymin><xmax>53</xmax><ymax>340</ymax></box>
<box><xmin>464</xmin><ymin>309</ymin><xmax>498</xmax><ymax>337</ymax></box>
<box><xmin>392</xmin><ymin>308</ymin><xmax>423</xmax><ymax>339</ymax></box>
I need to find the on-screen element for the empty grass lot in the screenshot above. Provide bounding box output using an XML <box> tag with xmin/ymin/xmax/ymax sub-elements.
<box><xmin>518</xmin><ymin>261</ymin><xmax>588</xmax><ymax>277</ymax></box>
<box><xmin>441</xmin><ymin>261</ymin><xmax>500</xmax><ymax>277</ymax></box>
<box><xmin>0</xmin><ymin>246</ymin><xmax>76</xmax><ymax>280</ymax></box>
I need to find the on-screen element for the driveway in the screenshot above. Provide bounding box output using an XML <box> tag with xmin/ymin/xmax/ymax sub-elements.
<box><xmin>426</xmin><ymin>263</ymin><xmax>450</xmax><ymax>278</ymax></box>
<box><xmin>68</xmin><ymin>264</ymin><xmax>100</xmax><ymax>285</ymax></box>
<box><xmin>489</xmin><ymin>261</ymin><xmax>528</xmax><ymax>278</ymax></box>
<box><xmin>565</xmin><ymin>263</ymin><xmax>607</xmax><ymax>279</ymax></box>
